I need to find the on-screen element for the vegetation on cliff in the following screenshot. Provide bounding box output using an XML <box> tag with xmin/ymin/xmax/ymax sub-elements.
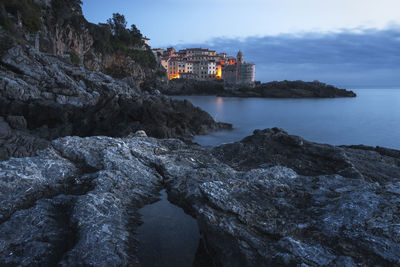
<box><xmin>91</xmin><ymin>13</ymin><xmax>157</xmax><ymax>69</ymax></box>
<box><xmin>0</xmin><ymin>0</ymin><xmax>160</xmax><ymax>78</ymax></box>
<box><xmin>0</xmin><ymin>0</ymin><xmax>42</xmax><ymax>33</ymax></box>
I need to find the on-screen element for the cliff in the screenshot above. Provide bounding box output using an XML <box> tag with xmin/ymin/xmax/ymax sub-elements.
<box><xmin>0</xmin><ymin>0</ymin><xmax>166</xmax><ymax>84</ymax></box>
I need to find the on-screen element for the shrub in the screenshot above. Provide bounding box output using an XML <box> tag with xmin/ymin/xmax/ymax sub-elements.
<box><xmin>0</xmin><ymin>8</ymin><xmax>15</xmax><ymax>32</ymax></box>
<box><xmin>0</xmin><ymin>34</ymin><xmax>13</xmax><ymax>58</ymax></box>
<box><xmin>128</xmin><ymin>49</ymin><xmax>157</xmax><ymax>69</ymax></box>
<box><xmin>68</xmin><ymin>51</ymin><xmax>80</xmax><ymax>64</ymax></box>
<box><xmin>1</xmin><ymin>0</ymin><xmax>42</xmax><ymax>33</ymax></box>
<box><xmin>91</xmin><ymin>14</ymin><xmax>154</xmax><ymax>69</ymax></box>
<box><xmin>51</xmin><ymin>0</ymin><xmax>82</xmax><ymax>20</ymax></box>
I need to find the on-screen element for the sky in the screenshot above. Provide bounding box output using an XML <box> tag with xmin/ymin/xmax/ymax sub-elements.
<box><xmin>82</xmin><ymin>0</ymin><xmax>400</xmax><ymax>87</ymax></box>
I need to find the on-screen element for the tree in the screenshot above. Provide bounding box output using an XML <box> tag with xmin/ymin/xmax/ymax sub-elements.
<box><xmin>130</xmin><ymin>24</ymin><xmax>142</xmax><ymax>37</ymax></box>
<box><xmin>107</xmin><ymin>13</ymin><xmax>127</xmax><ymax>37</ymax></box>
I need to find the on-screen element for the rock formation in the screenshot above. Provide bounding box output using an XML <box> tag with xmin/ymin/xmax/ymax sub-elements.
<box><xmin>213</xmin><ymin>128</ymin><xmax>400</xmax><ymax>182</ymax></box>
<box><xmin>0</xmin><ymin>44</ymin><xmax>230</xmax><ymax>161</ymax></box>
<box><xmin>162</xmin><ymin>79</ymin><xmax>357</xmax><ymax>98</ymax></box>
<box><xmin>0</xmin><ymin>132</ymin><xmax>399</xmax><ymax>266</ymax></box>
<box><xmin>0</xmin><ymin>0</ymin><xmax>165</xmax><ymax>84</ymax></box>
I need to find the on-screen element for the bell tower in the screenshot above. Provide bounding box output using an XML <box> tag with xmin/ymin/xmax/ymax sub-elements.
<box><xmin>237</xmin><ymin>51</ymin><xmax>244</xmax><ymax>64</ymax></box>
<box><xmin>236</xmin><ymin>51</ymin><xmax>243</xmax><ymax>84</ymax></box>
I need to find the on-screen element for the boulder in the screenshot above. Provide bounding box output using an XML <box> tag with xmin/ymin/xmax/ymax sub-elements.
<box><xmin>213</xmin><ymin>128</ymin><xmax>400</xmax><ymax>182</ymax></box>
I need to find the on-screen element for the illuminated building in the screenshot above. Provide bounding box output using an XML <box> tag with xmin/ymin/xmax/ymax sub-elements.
<box><xmin>159</xmin><ymin>47</ymin><xmax>252</xmax><ymax>82</ymax></box>
<box><xmin>222</xmin><ymin>51</ymin><xmax>255</xmax><ymax>88</ymax></box>
<box><xmin>192</xmin><ymin>60</ymin><xmax>217</xmax><ymax>80</ymax></box>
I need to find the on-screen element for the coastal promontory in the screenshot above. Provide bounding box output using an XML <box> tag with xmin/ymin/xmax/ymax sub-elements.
<box><xmin>161</xmin><ymin>79</ymin><xmax>357</xmax><ymax>98</ymax></box>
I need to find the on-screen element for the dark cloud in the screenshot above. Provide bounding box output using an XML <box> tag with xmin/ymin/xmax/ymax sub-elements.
<box><xmin>174</xmin><ymin>27</ymin><xmax>400</xmax><ymax>87</ymax></box>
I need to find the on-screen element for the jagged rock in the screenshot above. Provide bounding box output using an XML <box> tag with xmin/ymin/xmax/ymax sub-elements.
<box><xmin>6</xmin><ymin>116</ymin><xmax>27</xmax><ymax>129</ymax></box>
<box><xmin>212</xmin><ymin>128</ymin><xmax>400</xmax><ymax>182</ymax></box>
<box><xmin>0</xmin><ymin>136</ymin><xmax>164</xmax><ymax>266</ymax></box>
<box><xmin>0</xmin><ymin>134</ymin><xmax>399</xmax><ymax>266</ymax></box>
<box><xmin>0</xmin><ymin>45</ymin><xmax>231</xmax><ymax>161</ymax></box>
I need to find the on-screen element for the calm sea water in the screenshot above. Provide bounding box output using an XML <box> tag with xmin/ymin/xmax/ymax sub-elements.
<box><xmin>138</xmin><ymin>89</ymin><xmax>399</xmax><ymax>266</ymax></box>
<box><xmin>174</xmin><ymin>89</ymin><xmax>400</xmax><ymax>149</ymax></box>
<box><xmin>137</xmin><ymin>190</ymin><xmax>201</xmax><ymax>267</ymax></box>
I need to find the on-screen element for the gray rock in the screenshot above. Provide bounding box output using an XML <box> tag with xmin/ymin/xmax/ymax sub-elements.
<box><xmin>0</xmin><ymin>118</ymin><xmax>11</xmax><ymax>139</ymax></box>
<box><xmin>0</xmin><ymin>134</ymin><xmax>400</xmax><ymax>266</ymax></box>
<box><xmin>213</xmin><ymin>128</ymin><xmax>400</xmax><ymax>182</ymax></box>
<box><xmin>6</xmin><ymin>115</ymin><xmax>27</xmax><ymax>129</ymax></box>
<box><xmin>0</xmin><ymin>136</ymin><xmax>164</xmax><ymax>266</ymax></box>
<box><xmin>0</xmin><ymin>45</ymin><xmax>231</xmax><ymax>161</ymax></box>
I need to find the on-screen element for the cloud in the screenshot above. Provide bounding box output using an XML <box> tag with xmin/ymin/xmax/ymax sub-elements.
<box><xmin>173</xmin><ymin>26</ymin><xmax>400</xmax><ymax>87</ymax></box>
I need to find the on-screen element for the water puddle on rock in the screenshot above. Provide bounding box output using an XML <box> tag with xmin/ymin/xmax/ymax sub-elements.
<box><xmin>137</xmin><ymin>189</ymin><xmax>207</xmax><ymax>267</ymax></box>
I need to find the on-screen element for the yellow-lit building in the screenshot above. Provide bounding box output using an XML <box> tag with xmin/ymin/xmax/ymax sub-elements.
<box><xmin>160</xmin><ymin>47</ymin><xmax>246</xmax><ymax>81</ymax></box>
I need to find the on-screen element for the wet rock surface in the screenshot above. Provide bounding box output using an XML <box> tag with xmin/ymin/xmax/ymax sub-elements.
<box><xmin>1</xmin><ymin>131</ymin><xmax>399</xmax><ymax>266</ymax></box>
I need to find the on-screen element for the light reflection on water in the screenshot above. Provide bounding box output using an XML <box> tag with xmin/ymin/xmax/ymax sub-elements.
<box><xmin>137</xmin><ymin>190</ymin><xmax>203</xmax><ymax>267</ymax></box>
<box><xmin>174</xmin><ymin>89</ymin><xmax>400</xmax><ymax>149</ymax></box>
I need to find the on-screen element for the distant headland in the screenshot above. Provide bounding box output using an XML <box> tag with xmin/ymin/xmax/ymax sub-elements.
<box><xmin>160</xmin><ymin>79</ymin><xmax>357</xmax><ymax>98</ymax></box>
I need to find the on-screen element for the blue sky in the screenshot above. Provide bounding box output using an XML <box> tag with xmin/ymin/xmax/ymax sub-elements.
<box><xmin>82</xmin><ymin>0</ymin><xmax>400</xmax><ymax>86</ymax></box>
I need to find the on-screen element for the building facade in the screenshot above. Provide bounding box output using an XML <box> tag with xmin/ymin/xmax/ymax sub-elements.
<box><xmin>155</xmin><ymin>47</ymin><xmax>255</xmax><ymax>85</ymax></box>
<box><xmin>223</xmin><ymin>51</ymin><xmax>256</xmax><ymax>88</ymax></box>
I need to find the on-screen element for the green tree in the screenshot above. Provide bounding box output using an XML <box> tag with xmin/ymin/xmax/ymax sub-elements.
<box><xmin>129</xmin><ymin>24</ymin><xmax>141</xmax><ymax>37</ymax></box>
<box><xmin>107</xmin><ymin>13</ymin><xmax>127</xmax><ymax>37</ymax></box>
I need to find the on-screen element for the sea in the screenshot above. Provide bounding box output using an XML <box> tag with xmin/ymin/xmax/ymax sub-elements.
<box><xmin>137</xmin><ymin>88</ymin><xmax>400</xmax><ymax>266</ymax></box>
<box><xmin>173</xmin><ymin>89</ymin><xmax>400</xmax><ymax>149</ymax></box>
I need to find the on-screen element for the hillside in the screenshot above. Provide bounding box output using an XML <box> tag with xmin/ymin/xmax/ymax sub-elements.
<box><xmin>0</xmin><ymin>0</ymin><xmax>165</xmax><ymax>84</ymax></box>
<box><xmin>0</xmin><ymin>0</ymin><xmax>230</xmax><ymax>161</ymax></box>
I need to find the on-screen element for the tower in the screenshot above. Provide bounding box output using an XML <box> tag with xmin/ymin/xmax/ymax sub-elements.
<box><xmin>236</xmin><ymin>51</ymin><xmax>243</xmax><ymax>84</ymax></box>
<box><xmin>237</xmin><ymin>51</ymin><xmax>244</xmax><ymax>64</ymax></box>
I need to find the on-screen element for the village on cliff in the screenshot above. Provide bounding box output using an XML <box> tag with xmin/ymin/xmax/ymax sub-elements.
<box><xmin>151</xmin><ymin>45</ymin><xmax>256</xmax><ymax>88</ymax></box>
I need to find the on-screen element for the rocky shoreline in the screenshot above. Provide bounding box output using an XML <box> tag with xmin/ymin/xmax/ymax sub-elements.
<box><xmin>0</xmin><ymin>45</ymin><xmax>231</xmax><ymax>161</ymax></box>
<box><xmin>162</xmin><ymin>79</ymin><xmax>357</xmax><ymax>98</ymax></box>
<box><xmin>1</xmin><ymin>1</ymin><xmax>398</xmax><ymax>266</ymax></box>
<box><xmin>1</xmin><ymin>129</ymin><xmax>399</xmax><ymax>266</ymax></box>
